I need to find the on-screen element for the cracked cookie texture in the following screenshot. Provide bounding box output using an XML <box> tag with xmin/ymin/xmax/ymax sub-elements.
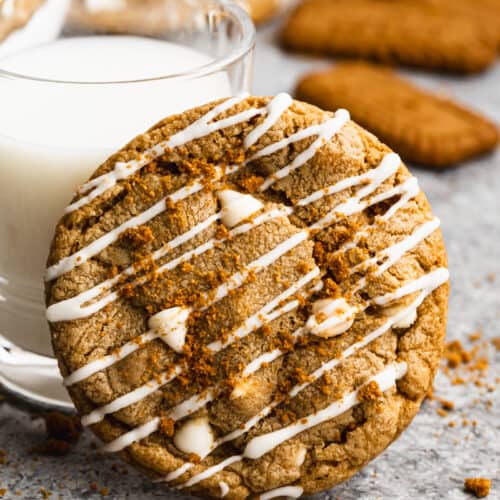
<box><xmin>46</xmin><ymin>95</ymin><xmax>449</xmax><ymax>499</ymax></box>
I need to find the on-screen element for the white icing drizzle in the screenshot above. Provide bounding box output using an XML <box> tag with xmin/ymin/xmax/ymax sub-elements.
<box><xmin>219</xmin><ymin>481</ymin><xmax>230</xmax><ymax>498</ymax></box>
<box><xmin>243</xmin><ymin>362</ymin><xmax>407</xmax><ymax>460</ymax></box>
<box><xmin>198</xmin><ymin>230</ymin><xmax>309</xmax><ymax>310</ymax></box>
<box><xmin>244</xmin><ymin>93</ymin><xmax>293</xmax><ymax>149</ymax></box>
<box><xmin>217</xmin><ymin>189</ymin><xmax>264</xmax><ymax>228</ymax></box>
<box><xmin>177</xmin><ymin>455</ymin><xmax>244</xmax><ymax>490</ymax></box>
<box><xmin>46</xmin><ymin>169</ymin><xmax>224</xmax><ymax>281</ymax></box>
<box><xmin>259</xmin><ymin>486</ymin><xmax>304</xmax><ymax>500</ymax></box>
<box><xmin>165</xmin><ymin>462</ymin><xmax>194</xmax><ymax>482</ymax></box>
<box><xmin>258</xmin><ymin>109</ymin><xmax>350</xmax><ymax>192</ymax></box>
<box><xmin>48</xmin><ymin>208</ymin><xmax>288</xmax><ymax>323</ymax></box>
<box><xmin>66</xmin><ymin>94</ymin><xmax>251</xmax><ymax>213</ymax></box>
<box><xmin>148</xmin><ymin>306</ymin><xmax>191</xmax><ymax>353</ymax></box>
<box><xmin>93</xmin><ymin>268</ymin><xmax>320</xmax><ymax>431</ymax></box>
<box><xmin>82</xmin><ymin>365</ymin><xmax>182</xmax><ymax>427</ymax></box>
<box><xmin>104</xmin><ymin>417</ymin><xmax>160</xmax><ymax>453</ymax></box>
<box><xmin>173</xmin><ymin>362</ymin><xmax>407</xmax><ymax>489</ymax></box>
<box><xmin>163</xmin><ymin>267</ymin><xmax>448</xmax><ymax>484</ymax></box>
<box><xmin>63</xmin><ymin>329</ymin><xmax>159</xmax><ymax>386</ymax></box>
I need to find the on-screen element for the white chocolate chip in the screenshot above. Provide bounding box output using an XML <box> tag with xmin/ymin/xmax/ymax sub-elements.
<box><xmin>173</xmin><ymin>416</ymin><xmax>214</xmax><ymax>457</ymax></box>
<box><xmin>219</xmin><ymin>481</ymin><xmax>230</xmax><ymax>498</ymax></box>
<box><xmin>306</xmin><ymin>298</ymin><xmax>355</xmax><ymax>338</ymax></box>
<box><xmin>217</xmin><ymin>189</ymin><xmax>263</xmax><ymax>228</ymax></box>
<box><xmin>392</xmin><ymin>308</ymin><xmax>417</xmax><ymax>329</ymax></box>
<box><xmin>84</xmin><ymin>0</ymin><xmax>126</xmax><ymax>13</ymax></box>
<box><xmin>148</xmin><ymin>306</ymin><xmax>190</xmax><ymax>353</ymax></box>
<box><xmin>230</xmin><ymin>376</ymin><xmax>259</xmax><ymax>400</ymax></box>
<box><xmin>295</xmin><ymin>445</ymin><xmax>307</xmax><ymax>467</ymax></box>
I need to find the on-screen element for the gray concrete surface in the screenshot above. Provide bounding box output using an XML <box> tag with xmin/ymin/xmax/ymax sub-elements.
<box><xmin>0</xmin><ymin>23</ymin><xmax>499</xmax><ymax>500</ymax></box>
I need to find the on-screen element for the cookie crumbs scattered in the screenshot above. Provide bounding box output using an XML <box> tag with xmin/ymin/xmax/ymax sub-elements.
<box><xmin>436</xmin><ymin>408</ymin><xmax>448</xmax><ymax>418</ymax></box>
<box><xmin>358</xmin><ymin>381</ymin><xmax>383</xmax><ymax>402</ymax></box>
<box><xmin>438</xmin><ymin>398</ymin><xmax>455</xmax><ymax>411</ymax></box>
<box><xmin>39</xmin><ymin>488</ymin><xmax>51</xmax><ymax>499</ymax></box>
<box><xmin>464</xmin><ymin>478</ymin><xmax>491</xmax><ymax>498</ymax></box>
<box><xmin>32</xmin><ymin>413</ymin><xmax>83</xmax><ymax>456</ymax></box>
<box><xmin>492</xmin><ymin>338</ymin><xmax>500</xmax><ymax>351</ymax></box>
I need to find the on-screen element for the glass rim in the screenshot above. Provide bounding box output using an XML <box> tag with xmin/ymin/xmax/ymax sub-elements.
<box><xmin>0</xmin><ymin>1</ymin><xmax>256</xmax><ymax>85</ymax></box>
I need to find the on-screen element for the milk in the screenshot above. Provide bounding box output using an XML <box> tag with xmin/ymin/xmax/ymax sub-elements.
<box><xmin>0</xmin><ymin>36</ymin><xmax>233</xmax><ymax>356</ymax></box>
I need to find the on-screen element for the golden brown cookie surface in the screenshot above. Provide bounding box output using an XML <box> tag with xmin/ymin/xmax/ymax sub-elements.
<box><xmin>46</xmin><ymin>95</ymin><xmax>449</xmax><ymax>499</ymax></box>
<box><xmin>0</xmin><ymin>0</ymin><xmax>45</xmax><ymax>42</ymax></box>
<box><xmin>281</xmin><ymin>0</ymin><xmax>499</xmax><ymax>74</ymax></box>
<box><xmin>296</xmin><ymin>63</ymin><xmax>500</xmax><ymax>168</ymax></box>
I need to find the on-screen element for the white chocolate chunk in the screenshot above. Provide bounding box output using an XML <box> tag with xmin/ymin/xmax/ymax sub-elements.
<box><xmin>230</xmin><ymin>376</ymin><xmax>259</xmax><ymax>400</ymax></box>
<box><xmin>219</xmin><ymin>481</ymin><xmax>230</xmax><ymax>498</ymax></box>
<box><xmin>392</xmin><ymin>308</ymin><xmax>417</xmax><ymax>329</ymax></box>
<box><xmin>295</xmin><ymin>445</ymin><xmax>307</xmax><ymax>467</ymax></box>
<box><xmin>84</xmin><ymin>0</ymin><xmax>126</xmax><ymax>13</ymax></box>
<box><xmin>148</xmin><ymin>306</ymin><xmax>190</xmax><ymax>353</ymax></box>
<box><xmin>1</xmin><ymin>0</ymin><xmax>14</xmax><ymax>17</ymax></box>
<box><xmin>173</xmin><ymin>416</ymin><xmax>215</xmax><ymax>457</ymax></box>
<box><xmin>217</xmin><ymin>189</ymin><xmax>263</xmax><ymax>228</ymax></box>
<box><xmin>306</xmin><ymin>298</ymin><xmax>355</xmax><ymax>338</ymax></box>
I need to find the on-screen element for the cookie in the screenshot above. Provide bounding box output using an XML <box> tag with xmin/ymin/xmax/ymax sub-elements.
<box><xmin>0</xmin><ymin>0</ymin><xmax>45</xmax><ymax>42</ymax></box>
<box><xmin>295</xmin><ymin>63</ymin><xmax>499</xmax><ymax>168</ymax></box>
<box><xmin>280</xmin><ymin>0</ymin><xmax>499</xmax><ymax>74</ymax></box>
<box><xmin>68</xmin><ymin>0</ymin><xmax>283</xmax><ymax>35</ymax></box>
<box><xmin>239</xmin><ymin>0</ymin><xmax>292</xmax><ymax>24</ymax></box>
<box><xmin>46</xmin><ymin>94</ymin><xmax>449</xmax><ymax>498</ymax></box>
<box><xmin>67</xmin><ymin>0</ymin><xmax>192</xmax><ymax>36</ymax></box>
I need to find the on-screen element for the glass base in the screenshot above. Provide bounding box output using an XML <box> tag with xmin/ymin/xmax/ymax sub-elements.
<box><xmin>0</xmin><ymin>334</ymin><xmax>74</xmax><ymax>411</ymax></box>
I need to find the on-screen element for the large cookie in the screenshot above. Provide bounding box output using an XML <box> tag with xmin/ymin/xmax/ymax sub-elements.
<box><xmin>0</xmin><ymin>0</ymin><xmax>45</xmax><ymax>41</ymax></box>
<box><xmin>296</xmin><ymin>63</ymin><xmax>500</xmax><ymax>168</ymax></box>
<box><xmin>281</xmin><ymin>0</ymin><xmax>499</xmax><ymax>74</ymax></box>
<box><xmin>68</xmin><ymin>0</ymin><xmax>288</xmax><ymax>34</ymax></box>
<box><xmin>46</xmin><ymin>95</ymin><xmax>449</xmax><ymax>498</ymax></box>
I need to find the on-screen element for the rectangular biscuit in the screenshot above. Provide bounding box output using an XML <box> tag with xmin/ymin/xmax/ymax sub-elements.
<box><xmin>281</xmin><ymin>0</ymin><xmax>499</xmax><ymax>74</ymax></box>
<box><xmin>295</xmin><ymin>63</ymin><xmax>499</xmax><ymax>167</ymax></box>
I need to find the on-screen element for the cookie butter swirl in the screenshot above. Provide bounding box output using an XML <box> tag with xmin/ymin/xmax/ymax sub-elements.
<box><xmin>45</xmin><ymin>94</ymin><xmax>449</xmax><ymax>498</ymax></box>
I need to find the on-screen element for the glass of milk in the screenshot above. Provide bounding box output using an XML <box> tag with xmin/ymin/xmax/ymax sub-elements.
<box><xmin>0</xmin><ymin>0</ymin><xmax>255</xmax><ymax>409</ymax></box>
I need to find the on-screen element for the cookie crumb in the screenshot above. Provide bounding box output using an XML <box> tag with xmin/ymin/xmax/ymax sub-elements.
<box><xmin>464</xmin><ymin>478</ymin><xmax>491</xmax><ymax>498</ymax></box>
<box><xmin>159</xmin><ymin>417</ymin><xmax>175</xmax><ymax>437</ymax></box>
<box><xmin>358</xmin><ymin>381</ymin><xmax>383</xmax><ymax>402</ymax></box>
<box><xmin>32</xmin><ymin>413</ymin><xmax>82</xmax><ymax>456</ymax></box>
<box><xmin>39</xmin><ymin>488</ymin><xmax>52</xmax><ymax>499</ymax></box>
<box><xmin>492</xmin><ymin>338</ymin><xmax>500</xmax><ymax>351</ymax></box>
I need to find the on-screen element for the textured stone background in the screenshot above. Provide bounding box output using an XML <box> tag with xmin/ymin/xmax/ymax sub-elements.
<box><xmin>1</xmin><ymin>21</ymin><xmax>499</xmax><ymax>500</ymax></box>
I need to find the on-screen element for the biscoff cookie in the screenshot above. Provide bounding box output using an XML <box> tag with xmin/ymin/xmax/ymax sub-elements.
<box><xmin>67</xmin><ymin>0</ymin><xmax>192</xmax><ymax>36</ymax></box>
<box><xmin>0</xmin><ymin>0</ymin><xmax>45</xmax><ymax>42</ymax></box>
<box><xmin>46</xmin><ymin>94</ymin><xmax>449</xmax><ymax>498</ymax></box>
<box><xmin>296</xmin><ymin>63</ymin><xmax>499</xmax><ymax>168</ymax></box>
<box><xmin>68</xmin><ymin>0</ymin><xmax>285</xmax><ymax>34</ymax></box>
<box><xmin>238</xmin><ymin>0</ymin><xmax>293</xmax><ymax>24</ymax></box>
<box><xmin>281</xmin><ymin>0</ymin><xmax>499</xmax><ymax>74</ymax></box>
